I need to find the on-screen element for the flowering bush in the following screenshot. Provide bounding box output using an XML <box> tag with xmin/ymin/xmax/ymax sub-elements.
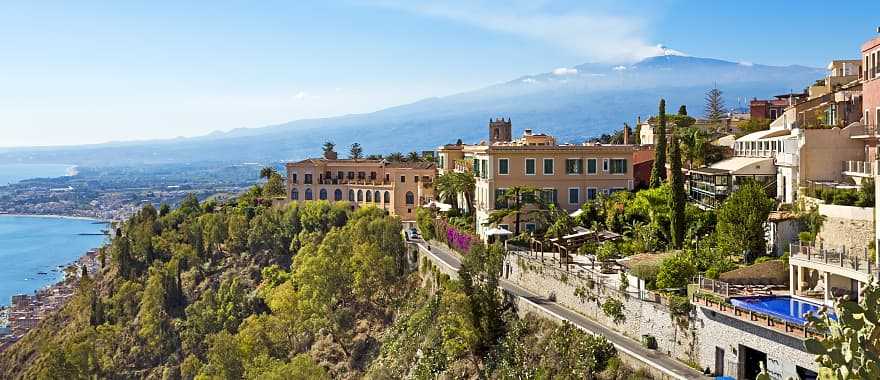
<box><xmin>446</xmin><ymin>226</ymin><xmax>474</xmax><ymax>253</ymax></box>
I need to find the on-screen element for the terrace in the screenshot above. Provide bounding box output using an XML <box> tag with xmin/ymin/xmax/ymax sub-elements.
<box><xmin>789</xmin><ymin>242</ymin><xmax>877</xmax><ymax>305</ymax></box>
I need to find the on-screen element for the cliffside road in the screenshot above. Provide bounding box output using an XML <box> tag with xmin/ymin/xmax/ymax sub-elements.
<box><xmin>413</xmin><ymin>239</ymin><xmax>703</xmax><ymax>380</ymax></box>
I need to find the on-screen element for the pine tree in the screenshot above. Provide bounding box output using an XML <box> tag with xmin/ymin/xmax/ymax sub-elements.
<box><xmin>704</xmin><ymin>86</ymin><xmax>726</xmax><ymax>124</ymax></box>
<box><xmin>349</xmin><ymin>143</ymin><xmax>363</xmax><ymax>160</ymax></box>
<box><xmin>668</xmin><ymin>106</ymin><xmax>687</xmax><ymax>249</ymax></box>
<box><xmin>649</xmin><ymin>99</ymin><xmax>667</xmax><ymax>188</ymax></box>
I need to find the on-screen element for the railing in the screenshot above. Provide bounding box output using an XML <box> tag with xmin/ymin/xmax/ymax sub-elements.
<box><xmin>857</xmin><ymin>124</ymin><xmax>880</xmax><ymax>137</ymax></box>
<box><xmin>842</xmin><ymin>160</ymin><xmax>875</xmax><ymax>176</ymax></box>
<box><xmin>775</xmin><ymin>152</ymin><xmax>798</xmax><ymax>167</ymax></box>
<box><xmin>691</xmin><ymin>290</ymin><xmax>826</xmax><ymax>340</ymax></box>
<box><xmin>790</xmin><ymin>242</ymin><xmax>878</xmax><ymax>276</ymax></box>
<box><xmin>317</xmin><ymin>179</ymin><xmax>392</xmax><ymax>186</ymax></box>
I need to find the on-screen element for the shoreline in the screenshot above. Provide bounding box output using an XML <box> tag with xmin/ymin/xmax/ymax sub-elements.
<box><xmin>0</xmin><ymin>213</ymin><xmax>111</xmax><ymax>223</ymax></box>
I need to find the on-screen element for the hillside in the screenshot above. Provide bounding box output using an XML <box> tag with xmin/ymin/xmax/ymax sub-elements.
<box><xmin>0</xmin><ymin>55</ymin><xmax>823</xmax><ymax>166</ymax></box>
<box><xmin>0</xmin><ymin>184</ymin><xmax>637</xmax><ymax>379</ymax></box>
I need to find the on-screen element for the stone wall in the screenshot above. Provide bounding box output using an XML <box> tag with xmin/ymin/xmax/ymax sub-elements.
<box><xmin>504</xmin><ymin>253</ymin><xmax>700</xmax><ymax>366</ymax></box>
<box><xmin>816</xmin><ymin>213</ymin><xmax>874</xmax><ymax>253</ymax></box>
<box><xmin>694</xmin><ymin>306</ymin><xmax>816</xmax><ymax>380</ymax></box>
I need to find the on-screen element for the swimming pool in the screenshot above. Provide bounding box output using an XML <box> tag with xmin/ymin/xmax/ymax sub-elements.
<box><xmin>729</xmin><ymin>296</ymin><xmax>834</xmax><ymax>325</ymax></box>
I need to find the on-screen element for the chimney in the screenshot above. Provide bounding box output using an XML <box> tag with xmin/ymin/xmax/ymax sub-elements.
<box><xmin>637</xmin><ymin>116</ymin><xmax>641</xmax><ymax>124</ymax></box>
<box><xmin>623</xmin><ymin>124</ymin><xmax>630</xmax><ymax>145</ymax></box>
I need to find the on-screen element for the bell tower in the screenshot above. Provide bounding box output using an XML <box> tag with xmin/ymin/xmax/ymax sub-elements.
<box><xmin>488</xmin><ymin>117</ymin><xmax>512</xmax><ymax>144</ymax></box>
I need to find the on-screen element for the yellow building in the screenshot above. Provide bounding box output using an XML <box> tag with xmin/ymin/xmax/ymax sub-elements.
<box><xmin>437</xmin><ymin>119</ymin><xmax>651</xmax><ymax>240</ymax></box>
<box><xmin>285</xmin><ymin>155</ymin><xmax>435</xmax><ymax>224</ymax></box>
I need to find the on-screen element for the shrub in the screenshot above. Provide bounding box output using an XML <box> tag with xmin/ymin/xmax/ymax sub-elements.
<box><xmin>655</xmin><ymin>253</ymin><xmax>697</xmax><ymax>290</ymax></box>
<box><xmin>601</xmin><ymin>298</ymin><xmax>626</xmax><ymax>324</ymax></box>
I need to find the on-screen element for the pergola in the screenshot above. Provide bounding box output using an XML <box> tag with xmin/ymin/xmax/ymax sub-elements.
<box><xmin>527</xmin><ymin>226</ymin><xmax>622</xmax><ymax>270</ymax></box>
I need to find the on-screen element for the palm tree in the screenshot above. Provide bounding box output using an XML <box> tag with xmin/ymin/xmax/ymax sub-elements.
<box><xmin>406</xmin><ymin>151</ymin><xmax>421</xmax><ymax>162</ymax></box>
<box><xmin>486</xmin><ymin>186</ymin><xmax>543</xmax><ymax>235</ymax></box>
<box><xmin>435</xmin><ymin>171</ymin><xmax>476</xmax><ymax>213</ymax></box>
<box><xmin>260</xmin><ymin>166</ymin><xmax>277</xmax><ymax>180</ymax></box>
<box><xmin>386</xmin><ymin>152</ymin><xmax>404</xmax><ymax>162</ymax></box>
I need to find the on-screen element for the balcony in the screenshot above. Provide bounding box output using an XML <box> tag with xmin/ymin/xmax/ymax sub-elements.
<box><xmin>790</xmin><ymin>243</ymin><xmax>878</xmax><ymax>278</ymax></box>
<box><xmin>842</xmin><ymin>160</ymin><xmax>875</xmax><ymax>177</ymax></box>
<box><xmin>316</xmin><ymin>178</ymin><xmax>393</xmax><ymax>187</ymax></box>
<box><xmin>775</xmin><ymin>152</ymin><xmax>798</xmax><ymax>167</ymax></box>
<box><xmin>851</xmin><ymin>124</ymin><xmax>880</xmax><ymax>139</ymax></box>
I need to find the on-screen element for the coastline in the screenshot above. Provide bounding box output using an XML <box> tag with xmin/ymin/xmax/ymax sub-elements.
<box><xmin>0</xmin><ymin>213</ymin><xmax>111</xmax><ymax>223</ymax></box>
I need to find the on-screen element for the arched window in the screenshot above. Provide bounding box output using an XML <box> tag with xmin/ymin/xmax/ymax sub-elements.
<box><xmin>305</xmin><ymin>188</ymin><xmax>313</xmax><ymax>200</ymax></box>
<box><xmin>348</xmin><ymin>189</ymin><xmax>355</xmax><ymax>201</ymax></box>
<box><xmin>291</xmin><ymin>189</ymin><xmax>299</xmax><ymax>200</ymax></box>
<box><xmin>405</xmin><ymin>191</ymin><xmax>414</xmax><ymax>205</ymax></box>
<box><xmin>319</xmin><ymin>189</ymin><xmax>327</xmax><ymax>200</ymax></box>
<box><xmin>374</xmin><ymin>191</ymin><xmax>381</xmax><ymax>203</ymax></box>
<box><xmin>366</xmin><ymin>191</ymin><xmax>372</xmax><ymax>202</ymax></box>
<box><xmin>384</xmin><ymin>191</ymin><xmax>391</xmax><ymax>203</ymax></box>
<box><xmin>357</xmin><ymin>190</ymin><xmax>363</xmax><ymax>202</ymax></box>
<box><xmin>334</xmin><ymin>189</ymin><xmax>343</xmax><ymax>201</ymax></box>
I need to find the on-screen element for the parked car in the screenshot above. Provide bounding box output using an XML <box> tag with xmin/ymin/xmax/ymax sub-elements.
<box><xmin>406</xmin><ymin>228</ymin><xmax>421</xmax><ymax>240</ymax></box>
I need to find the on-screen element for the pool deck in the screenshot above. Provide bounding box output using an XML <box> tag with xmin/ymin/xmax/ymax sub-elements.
<box><xmin>693</xmin><ymin>292</ymin><xmax>826</xmax><ymax>340</ymax></box>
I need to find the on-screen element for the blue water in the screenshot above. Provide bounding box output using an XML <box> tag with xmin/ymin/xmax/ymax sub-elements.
<box><xmin>730</xmin><ymin>296</ymin><xmax>834</xmax><ymax>325</ymax></box>
<box><xmin>0</xmin><ymin>164</ymin><xmax>76</xmax><ymax>186</ymax></box>
<box><xmin>0</xmin><ymin>216</ymin><xmax>107</xmax><ymax>306</ymax></box>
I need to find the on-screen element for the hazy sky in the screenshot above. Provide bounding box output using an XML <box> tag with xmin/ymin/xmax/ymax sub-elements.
<box><xmin>2</xmin><ymin>0</ymin><xmax>879</xmax><ymax>147</ymax></box>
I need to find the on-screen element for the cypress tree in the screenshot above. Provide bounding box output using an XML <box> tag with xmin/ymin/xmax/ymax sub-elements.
<box><xmin>649</xmin><ymin>99</ymin><xmax>667</xmax><ymax>188</ymax></box>
<box><xmin>668</xmin><ymin>106</ymin><xmax>688</xmax><ymax>249</ymax></box>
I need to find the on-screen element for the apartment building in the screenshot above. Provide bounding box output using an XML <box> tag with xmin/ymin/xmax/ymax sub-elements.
<box><xmin>437</xmin><ymin>119</ymin><xmax>651</xmax><ymax>240</ymax></box>
<box><xmin>285</xmin><ymin>153</ymin><xmax>435</xmax><ymax>223</ymax></box>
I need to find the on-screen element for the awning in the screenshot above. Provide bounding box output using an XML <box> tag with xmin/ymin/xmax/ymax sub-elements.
<box><xmin>424</xmin><ymin>200</ymin><xmax>453</xmax><ymax>212</ymax></box>
<box><xmin>706</xmin><ymin>156</ymin><xmax>774</xmax><ymax>176</ymax></box>
<box><xmin>737</xmin><ymin>128</ymin><xmax>792</xmax><ymax>141</ymax></box>
<box><xmin>485</xmin><ymin>227</ymin><xmax>513</xmax><ymax>236</ymax></box>
<box><xmin>570</xmin><ymin>209</ymin><xmax>584</xmax><ymax>218</ymax></box>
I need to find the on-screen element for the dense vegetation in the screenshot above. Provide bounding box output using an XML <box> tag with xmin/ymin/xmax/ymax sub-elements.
<box><xmin>2</xmin><ymin>179</ymin><xmax>629</xmax><ymax>378</ymax></box>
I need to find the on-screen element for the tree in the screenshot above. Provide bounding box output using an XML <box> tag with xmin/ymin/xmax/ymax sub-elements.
<box><xmin>322</xmin><ymin>141</ymin><xmax>335</xmax><ymax>155</ymax></box>
<box><xmin>385</xmin><ymin>152</ymin><xmax>404</xmax><ymax>162</ymax></box>
<box><xmin>406</xmin><ymin>151</ymin><xmax>421</xmax><ymax>162</ymax></box>
<box><xmin>736</xmin><ymin>118</ymin><xmax>770</xmax><ymax>138</ymax></box>
<box><xmin>649</xmin><ymin>99</ymin><xmax>667</xmax><ymax>188</ymax></box>
<box><xmin>487</xmin><ymin>186</ymin><xmax>543</xmax><ymax>235</ymax></box>
<box><xmin>349</xmin><ymin>143</ymin><xmax>363</xmax><ymax>160</ymax></box>
<box><xmin>435</xmin><ymin>171</ymin><xmax>476</xmax><ymax>213</ymax></box>
<box><xmin>668</xmin><ymin>107</ymin><xmax>688</xmax><ymax>249</ymax></box>
<box><xmin>655</xmin><ymin>253</ymin><xmax>697</xmax><ymax>289</ymax></box>
<box><xmin>459</xmin><ymin>243</ymin><xmax>506</xmax><ymax>355</ymax></box>
<box><xmin>716</xmin><ymin>181</ymin><xmax>774</xmax><ymax>262</ymax></box>
<box><xmin>704</xmin><ymin>86</ymin><xmax>727</xmax><ymax>125</ymax></box>
<box><xmin>804</xmin><ymin>282</ymin><xmax>880</xmax><ymax>379</ymax></box>
<box><xmin>263</xmin><ymin>173</ymin><xmax>286</xmax><ymax>197</ymax></box>
<box><xmin>260</xmin><ymin>167</ymin><xmax>277</xmax><ymax>180</ymax></box>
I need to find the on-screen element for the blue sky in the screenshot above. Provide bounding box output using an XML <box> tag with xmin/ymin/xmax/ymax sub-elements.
<box><xmin>2</xmin><ymin>0</ymin><xmax>879</xmax><ymax>147</ymax></box>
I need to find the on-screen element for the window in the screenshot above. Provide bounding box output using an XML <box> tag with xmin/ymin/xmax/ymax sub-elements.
<box><xmin>525</xmin><ymin>223</ymin><xmax>536</xmax><ymax>233</ymax></box>
<box><xmin>324</xmin><ymin>171</ymin><xmax>331</xmax><ymax>181</ymax></box>
<box><xmin>481</xmin><ymin>159</ymin><xmax>488</xmax><ymax>179</ymax></box>
<box><xmin>337</xmin><ymin>171</ymin><xmax>343</xmax><ymax>180</ymax></box>
<box><xmin>366</xmin><ymin>191</ymin><xmax>372</xmax><ymax>202</ymax></box>
<box><xmin>543</xmin><ymin>158</ymin><xmax>554</xmax><ymax>175</ymax></box>
<box><xmin>358</xmin><ymin>171</ymin><xmax>365</xmax><ymax>180</ymax></box>
<box><xmin>305</xmin><ymin>188</ymin><xmax>313</xmax><ymax>200</ymax></box>
<box><xmin>384</xmin><ymin>191</ymin><xmax>391</xmax><ymax>203</ymax></box>
<box><xmin>414</xmin><ymin>176</ymin><xmax>419</xmax><ymax>183</ymax></box>
<box><xmin>400</xmin><ymin>175</ymin><xmax>406</xmax><ymax>183</ymax></box>
<box><xmin>587</xmin><ymin>159</ymin><xmax>597</xmax><ymax>174</ymax></box>
<box><xmin>609</xmin><ymin>159</ymin><xmax>628</xmax><ymax>174</ymax></box>
<box><xmin>498</xmin><ymin>158</ymin><xmax>509</xmax><ymax>175</ymax></box>
<box><xmin>405</xmin><ymin>191</ymin><xmax>415</xmax><ymax>205</ymax></box>
<box><xmin>495</xmin><ymin>188</ymin><xmax>507</xmax><ymax>209</ymax></box>
<box><xmin>291</xmin><ymin>189</ymin><xmax>299</xmax><ymax>200</ymax></box>
<box><xmin>357</xmin><ymin>190</ymin><xmax>363</xmax><ymax>202</ymax></box>
<box><xmin>375</xmin><ymin>191</ymin><xmax>381</xmax><ymax>203</ymax></box>
<box><xmin>304</xmin><ymin>174</ymin><xmax>313</xmax><ymax>184</ymax></box>
<box><xmin>602</xmin><ymin>159</ymin><xmax>609</xmax><ymax>172</ymax></box>
<box><xmin>334</xmin><ymin>189</ymin><xmax>343</xmax><ymax>201</ymax></box>
<box><xmin>370</xmin><ymin>172</ymin><xmax>376</xmax><ymax>180</ymax></box>
<box><xmin>347</xmin><ymin>171</ymin><xmax>354</xmax><ymax>180</ymax></box>
<box><xmin>292</xmin><ymin>173</ymin><xmax>298</xmax><ymax>183</ymax></box>
<box><xmin>385</xmin><ymin>173</ymin><xmax>390</xmax><ymax>182</ymax></box>
<box><xmin>539</xmin><ymin>188</ymin><xmax>558</xmax><ymax>204</ymax></box>
<box><xmin>568</xmin><ymin>188</ymin><xmax>579</xmax><ymax>205</ymax></box>
<box><xmin>525</xmin><ymin>158</ymin><xmax>536</xmax><ymax>175</ymax></box>
<box><xmin>565</xmin><ymin>159</ymin><xmax>583</xmax><ymax>174</ymax></box>
<box><xmin>348</xmin><ymin>189</ymin><xmax>355</xmax><ymax>201</ymax></box>
<box><xmin>319</xmin><ymin>189</ymin><xmax>327</xmax><ymax>200</ymax></box>
<box><xmin>587</xmin><ymin>188</ymin><xmax>597</xmax><ymax>200</ymax></box>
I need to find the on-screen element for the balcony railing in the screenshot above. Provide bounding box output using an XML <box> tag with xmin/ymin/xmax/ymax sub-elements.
<box><xmin>775</xmin><ymin>152</ymin><xmax>798</xmax><ymax>167</ymax></box>
<box><xmin>790</xmin><ymin>243</ymin><xmax>878</xmax><ymax>276</ymax></box>
<box><xmin>317</xmin><ymin>179</ymin><xmax>392</xmax><ymax>186</ymax></box>
<box><xmin>842</xmin><ymin>160</ymin><xmax>875</xmax><ymax>176</ymax></box>
<box><xmin>855</xmin><ymin>124</ymin><xmax>880</xmax><ymax>138</ymax></box>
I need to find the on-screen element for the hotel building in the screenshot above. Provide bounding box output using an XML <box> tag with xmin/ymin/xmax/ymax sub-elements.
<box><xmin>285</xmin><ymin>154</ymin><xmax>435</xmax><ymax>224</ymax></box>
<box><xmin>437</xmin><ymin>119</ymin><xmax>652</xmax><ymax>240</ymax></box>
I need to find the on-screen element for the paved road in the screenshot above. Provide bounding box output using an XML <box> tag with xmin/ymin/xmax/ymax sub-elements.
<box><xmin>412</xmin><ymin>239</ymin><xmax>703</xmax><ymax>380</ymax></box>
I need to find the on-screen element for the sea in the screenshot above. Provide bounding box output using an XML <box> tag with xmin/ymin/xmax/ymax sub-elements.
<box><xmin>0</xmin><ymin>163</ymin><xmax>77</xmax><ymax>186</ymax></box>
<box><xmin>0</xmin><ymin>216</ymin><xmax>107</xmax><ymax>306</ymax></box>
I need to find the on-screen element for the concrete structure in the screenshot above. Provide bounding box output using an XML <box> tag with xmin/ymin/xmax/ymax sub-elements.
<box><xmin>437</xmin><ymin>121</ymin><xmax>651</xmax><ymax>240</ymax></box>
<box><xmin>285</xmin><ymin>153</ymin><xmax>436</xmax><ymax>223</ymax></box>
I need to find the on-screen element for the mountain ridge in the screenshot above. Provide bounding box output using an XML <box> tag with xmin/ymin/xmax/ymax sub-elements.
<box><xmin>0</xmin><ymin>55</ymin><xmax>824</xmax><ymax>166</ymax></box>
